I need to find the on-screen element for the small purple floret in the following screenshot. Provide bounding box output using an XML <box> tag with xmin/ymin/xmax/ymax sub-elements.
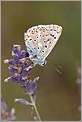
<box><xmin>13</xmin><ymin>45</ymin><xmax>21</xmax><ymax>55</ymax></box>
<box><xmin>10</xmin><ymin>74</ymin><xmax>27</xmax><ymax>84</ymax></box>
<box><xmin>8</xmin><ymin>59</ymin><xmax>16</xmax><ymax>66</ymax></box>
<box><xmin>21</xmin><ymin>79</ymin><xmax>37</xmax><ymax>95</ymax></box>
<box><xmin>9</xmin><ymin>67</ymin><xmax>18</xmax><ymax>74</ymax></box>
<box><xmin>19</xmin><ymin>50</ymin><xmax>27</xmax><ymax>59</ymax></box>
<box><xmin>14</xmin><ymin>98</ymin><xmax>32</xmax><ymax>106</ymax></box>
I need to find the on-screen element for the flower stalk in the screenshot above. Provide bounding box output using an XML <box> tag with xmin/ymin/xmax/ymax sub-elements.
<box><xmin>29</xmin><ymin>95</ymin><xmax>41</xmax><ymax>121</ymax></box>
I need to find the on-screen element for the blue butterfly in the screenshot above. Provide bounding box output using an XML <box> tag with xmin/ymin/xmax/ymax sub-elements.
<box><xmin>24</xmin><ymin>25</ymin><xmax>62</xmax><ymax>66</ymax></box>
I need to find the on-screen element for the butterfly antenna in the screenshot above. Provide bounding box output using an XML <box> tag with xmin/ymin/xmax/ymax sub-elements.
<box><xmin>47</xmin><ymin>61</ymin><xmax>63</xmax><ymax>74</ymax></box>
<box><xmin>58</xmin><ymin>65</ymin><xmax>63</xmax><ymax>69</ymax></box>
<box><xmin>55</xmin><ymin>67</ymin><xmax>62</xmax><ymax>74</ymax></box>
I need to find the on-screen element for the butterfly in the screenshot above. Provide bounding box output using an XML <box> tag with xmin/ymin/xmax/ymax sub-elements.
<box><xmin>24</xmin><ymin>24</ymin><xmax>63</xmax><ymax>66</ymax></box>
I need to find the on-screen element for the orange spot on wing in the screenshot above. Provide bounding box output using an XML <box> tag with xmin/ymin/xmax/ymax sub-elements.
<box><xmin>25</xmin><ymin>35</ymin><xmax>29</xmax><ymax>40</ymax></box>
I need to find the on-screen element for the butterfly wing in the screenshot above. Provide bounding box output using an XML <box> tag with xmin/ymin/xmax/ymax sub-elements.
<box><xmin>38</xmin><ymin>25</ymin><xmax>62</xmax><ymax>61</ymax></box>
<box><xmin>24</xmin><ymin>25</ymin><xmax>62</xmax><ymax>66</ymax></box>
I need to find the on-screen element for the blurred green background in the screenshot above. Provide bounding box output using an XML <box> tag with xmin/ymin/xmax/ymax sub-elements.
<box><xmin>1</xmin><ymin>1</ymin><xmax>81</xmax><ymax>121</ymax></box>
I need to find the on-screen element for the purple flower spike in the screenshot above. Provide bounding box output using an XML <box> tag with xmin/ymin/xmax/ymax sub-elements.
<box><xmin>1</xmin><ymin>96</ymin><xmax>16</xmax><ymax>121</ymax></box>
<box><xmin>4</xmin><ymin>44</ymin><xmax>34</xmax><ymax>84</ymax></box>
<box><xmin>4</xmin><ymin>44</ymin><xmax>39</xmax><ymax>98</ymax></box>
<box><xmin>4</xmin><ymin>44</ymin><xmax>41</xmax><ymax>120</ymax></box>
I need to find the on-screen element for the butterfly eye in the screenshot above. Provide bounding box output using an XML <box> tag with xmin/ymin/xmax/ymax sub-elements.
<box><xmin>38</xmin><ymin>47</ymin><xmax>39</xmax><ymax>49</ymax></box>
<box><xmin>42</xmin><ymin>50</ymin><xmax>44</xmax><ymax>52</ymax></box>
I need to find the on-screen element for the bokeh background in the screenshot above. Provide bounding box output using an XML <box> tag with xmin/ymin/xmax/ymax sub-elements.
<box><xmin>1</xmin><ymin>1</ymin><xmax>81</xmax><ymax>121</ymax></box>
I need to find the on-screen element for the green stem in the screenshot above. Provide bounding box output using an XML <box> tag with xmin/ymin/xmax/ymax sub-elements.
<box><xmin>30</xmin><ymin>95</ymin><xmax>41</xmax><ymax>121</ymax></box>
